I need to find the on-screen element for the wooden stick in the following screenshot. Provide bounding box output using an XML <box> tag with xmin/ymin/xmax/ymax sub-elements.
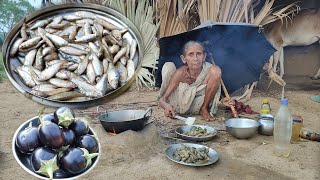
<box><xmin>220</xmin><ymin>79</ymin><xmax>238</xmax><ymax>118</ymax></box>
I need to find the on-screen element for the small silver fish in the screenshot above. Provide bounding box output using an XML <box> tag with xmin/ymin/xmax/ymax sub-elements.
<box><xmin>29</xmin><ymin>19</ymin><xmax>53</xmax><ymax>30</ymax></box>
<box><xmin>59</xmin><ymin>46</ymin><xmax>88</xmax><ymax>56</ymax></box>
<box><xmin>48</xmin><ymin>78</ymin><xmax>77</xmax><ymax>88</ymax></box>
<box><xmin>16</xmin><ymin>66</ymin><xmax>36</xmax><ymax>87</ymax></box>
<box><xmin>107</xmin><ymin>63</ymin><xmax>120</xmax><ymax>89</ymax></box>
<box><xmin>95</xmin><ymin>74</ymin><xmax>107</xmax><ymax>95</ymax></box>
<box><xmin>94</xmin><ymin>17</ymin><xmax>119</xmax><ymax>30</ymax></box>
<box><xmin>45</xmin><ymin>33</ymin><xmax>68</xmax><ymax>47</ymax></box>
<box><xmin>86</xmin><ymin>63</ymin><xmax>96</xmax><ymax>84</ymax></box>
<box><xmin>129</xmin><ymin>39</ymin><xmax>137</xmax><ymax>60</ymax></box>
<box><xmin>75</xmin><ymin>55</ymin><xmax>89</xmax><ymax>75</ymax></box>
<box><xmin>19</xmin><ymin>36</ymin><xmax>42</xmax><ymax>50</ymax></box>
<box><xmin>75</xmin><ymin>34</ymin><xmax>97</xmax><ymax>43</ymax></box>
<box><xmin>10</xmin><ymin>38</ymin><xmax>25</xmax><ymax>57</ymax></box>
<box><xmin>115</xmin><ymin>62</ymin><xmax>128</xmax><ymax>86</ymax></box>
<box><xmin>126</xmin><ymin>59</ymin><xmax>135</xmax><ymax>81</ymax></box>
<box><xmin>71</xmin><ymin>77</ymin><xmax>103</xmax><ymax>97</ymax></box>
<box><xmin>37</xmin><ymin>62</ymin><xmax>64</xmax><ymax>81</ymax></box>
<box><xmin>24</xmin><ymin>49</ymin><xmax>37</xmax><ymax>66</ymax></box>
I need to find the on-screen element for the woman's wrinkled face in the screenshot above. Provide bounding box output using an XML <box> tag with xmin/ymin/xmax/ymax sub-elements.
<box><xmin>180</xmin><ymin>44</ymin><xmax>206</xmax><ymax>69</ymax></box>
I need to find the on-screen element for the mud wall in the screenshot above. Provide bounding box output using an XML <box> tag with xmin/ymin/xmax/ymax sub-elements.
<box><xmin>283</xmin><ymin>44</ymin><xmax>320</xmax><ymax>76</ymax></box>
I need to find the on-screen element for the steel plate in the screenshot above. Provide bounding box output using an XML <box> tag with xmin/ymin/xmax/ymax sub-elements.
<box><xmin>176</xmin><ymin>125</ymin><xmax>217</xmax><ymax>142</ymax></box>
<box><xmin>12</xmin><ymin>115</ymin><xmax>100</xmax><ymax>179</ymax></box>
<box><xmin>165</xmin><ymin>143</ymin><xmax>219</xmax><ymax>167</ymax></box>
<box><xmin>2</xmin><ymin>3</ymin><xmax>143</xmax><ymax>108</ymax></box>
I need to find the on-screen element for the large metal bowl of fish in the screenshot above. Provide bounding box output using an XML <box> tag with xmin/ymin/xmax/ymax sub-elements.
<box><xmin>2</xmin><ymin>3</ymin><xmax>143</xmax><ymax>108</ymax></box>
<box><xmin>175</xmin><ymin>125</ymin><xmax>218</xmax><ymax>142</ymax></box>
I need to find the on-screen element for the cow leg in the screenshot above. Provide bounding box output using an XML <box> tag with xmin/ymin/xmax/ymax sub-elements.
<box><xmin>279</xmin><ymin>47</ymin><xmax>285</xmax><ymax>77</ymax></box>
<box><xmin>272</xmin><ymin>50</ymin><xmax>281</xmax><ymax>72</ymax></box>
<box><xmin>311</xmin><ymin>68</ymin><xmax>320</xmax><ymax>80</ymax></box>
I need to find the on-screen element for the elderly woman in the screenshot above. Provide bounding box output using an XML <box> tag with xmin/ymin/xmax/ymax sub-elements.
<box><xmin>159</xmin><ymin>41</ymin><xmax>233</xmax><ymax>121</ymax></box>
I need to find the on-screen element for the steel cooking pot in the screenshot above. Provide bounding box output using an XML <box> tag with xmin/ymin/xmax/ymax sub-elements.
<box><xmin>98</xmin><ymin>107</ymin><xmax>152</xmax><ymax>133</ymax></box>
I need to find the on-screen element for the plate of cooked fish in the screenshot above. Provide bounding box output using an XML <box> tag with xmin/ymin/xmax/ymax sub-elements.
<box><xmin>175</xmin><ymin>125</ymin><xmax>218</xmax><ymax>142</ymax></box>
<box><xmin>165</xmin><ymin>143</ymin><xmax>219</xmax><ymax>166</ymax></box>
<box><xmin>2</xmin><ymin>3</ymin><xmax>142</xmax><ymax>108</ymax></box>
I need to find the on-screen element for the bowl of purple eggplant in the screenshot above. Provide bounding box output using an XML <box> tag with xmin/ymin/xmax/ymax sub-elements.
<box><xmin>12</xmin><ymin>107</ymin><xmax>100</xmax><ymax>179</ymax></box>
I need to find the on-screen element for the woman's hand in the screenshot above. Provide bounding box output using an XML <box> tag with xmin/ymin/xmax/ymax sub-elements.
<box><xmin>221</xmin><ymin>97</ymin><xmax>235</xmax><ymax>108</ymax></box>
<box><xmin>164</xmin><ymin>104</ymin><xmax>176</xmax><ymax>118</ymax></box>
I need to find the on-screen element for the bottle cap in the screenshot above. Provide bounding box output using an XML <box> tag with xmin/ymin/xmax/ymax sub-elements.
<box><xmin>281</xmin><ymin>98</ymin><xmax>288</xmax><ymax>105</ymax></box>
<box><xmin>263</xmin><ymin>99</ymin><xmax>269</xmax><ymax>103</ymax></box>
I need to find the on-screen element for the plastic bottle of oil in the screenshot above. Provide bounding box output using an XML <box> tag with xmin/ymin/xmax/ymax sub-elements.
<box><xmin>260</xmin><ymin>98</ymin><xmax>271</xmax><ymax>114</ymax></box>
<box><xmin>274</xmin><ymin>98</ymin><xmax>292</xmax><ymax>157</ymax></box>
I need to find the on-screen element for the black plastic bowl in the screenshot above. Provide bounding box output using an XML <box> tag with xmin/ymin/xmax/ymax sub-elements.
<box><xmin>12</xmin><ymin>116</ymin><xmax>100</xmax><ymax>179</ymax></box>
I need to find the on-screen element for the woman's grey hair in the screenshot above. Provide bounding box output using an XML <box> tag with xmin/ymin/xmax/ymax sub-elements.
<box><xmin>182</xmin><ymin>41</ymin><xmax>205</xmax><ymax>56</ymax></box>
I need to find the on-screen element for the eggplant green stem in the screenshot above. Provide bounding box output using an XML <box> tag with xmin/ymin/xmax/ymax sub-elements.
<box><xmin>81</xmin><ymin>148</ymin><xmax>99</xmax><ymax>168</ymax></box>
<box><xmin>58</xmin><ymin>109</ymin><xmax>75</xmax><ymax>127</ymax></box>
<box><xmin>36</xmin><ymin>155</ymin><xmax>59</xmax><ymax>180</ymax></box>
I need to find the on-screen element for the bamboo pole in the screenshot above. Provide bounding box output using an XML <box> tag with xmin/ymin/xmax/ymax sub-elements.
<box><xmin>220</xmin><ymin>79</ymin><xmax>238</xmax><ymax>118</ymax></box>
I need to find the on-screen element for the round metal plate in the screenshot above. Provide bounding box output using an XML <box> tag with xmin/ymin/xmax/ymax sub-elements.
<box><xmin>165</xmin><ymin>143</ymin><xmax>219</xmax><ymax>167</ymax></box>
<box><xmin>2</xmin><ymin>3</ymin><xmax>143</xmax><ymax>108</ymax></box>
<box><xmin>12</xmin><ymin>115</ymin><xmax>100</xmax><ymax>179</ymax></box>
<box><xmin>175</xmin><ymin>125</ymin><xmax>218</xmax><ymax>142</ymax></box>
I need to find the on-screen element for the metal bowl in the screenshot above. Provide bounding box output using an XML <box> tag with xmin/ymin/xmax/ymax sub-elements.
<box><xmin>165</xmin><ymin>143</ymin><xmax>219</xmax><ymax>167</ymax></box>
<box><xmin>224</xmin><ymin>118</ymin><xmax>260</xmax><ymax>139</ymax></box>
<box><xmin>258</xmin><ymin>114</ymin><xmax>274</xmax><ymax>136</ymax></box>
<box><xmin>175</xmin><ymin>125</ymin><xmax>217</xmax><ymax>142</ymax></box>
<box><xmin>12</xmin><ymin>115</ymin><xmax>100</xmax><ymax>179</ymax></box>
<box><xmin>2</xmin><ymin>3</ymin><xmax>143</xmax><ymax>108</ymax></box>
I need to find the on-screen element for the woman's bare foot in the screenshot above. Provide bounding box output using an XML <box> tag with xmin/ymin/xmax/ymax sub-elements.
<box><xmin>200</xmin><ymin>108</ymin><xmax>214</xmax><ymax>121</ymax></box>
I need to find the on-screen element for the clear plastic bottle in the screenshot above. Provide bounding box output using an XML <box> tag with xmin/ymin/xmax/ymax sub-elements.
<box><xmin>260</xmin><ymin>98</ymin><xmax>271</xmax><ymax>114</ymax></box>
<box><xmin>274</xmin><ymin>98</ymin><xmax>292</xmax><ymax>157</ymax></box>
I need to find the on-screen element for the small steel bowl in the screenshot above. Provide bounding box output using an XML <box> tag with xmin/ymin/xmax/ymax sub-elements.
<box><xmin>224</xmin><ymin>118</ymin><xmax>260</xmax><ymax>139</ymax></box>
<box><xmin>12</xmin><ymin>116</ymin><xmax>100</xmax><ymax>179</ymax></box>
<box><xmin>175</xmin><ymin>125</ymin><xmax>217</xmax><ymax>142</ymax></box>
<box><xmin>258</xmin><ymin>114</ymin><xmax>274</xmax><ymax>136</ymax></box>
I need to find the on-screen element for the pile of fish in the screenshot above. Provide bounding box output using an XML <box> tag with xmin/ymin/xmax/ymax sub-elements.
<box><xmin>10</xmin><ymin>11</ymin><xmax>137</xmax><ymax>101</ymax></box>
<box><xmin>173</xmin><ymin>144</ymin><xmax>211</xmax><ymax>164</ymax></box>
<box><xmin>184</xmin><ymin>127</ymin><xmax>210</xmax><ymax>137</ymax></box>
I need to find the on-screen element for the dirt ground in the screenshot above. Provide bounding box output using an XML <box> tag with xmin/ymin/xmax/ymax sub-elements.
<box><xmin>0</xmin><ymin>75</ymin><xmax>319</xmax><ymax>180</ymax></box>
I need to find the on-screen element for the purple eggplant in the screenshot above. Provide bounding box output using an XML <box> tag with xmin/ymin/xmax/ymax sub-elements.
<box><xmin>69</xmin><ymin>117</ymin><xmax>89</xmax><ymax>137</ymax></box>
<box><xmin>61</xmin><ymin>127</ymin><xmax>75</xmax><ymax>146</ymax></box>
<box><xmin>75</xmin><ymin>134</ymin><xmax>99</xmax><ymax>153</ymax></box>
<box><xmin>38</xmin><ymin>121</ymin><xmax>64</xmax><ymax>149</ymax></box>
<box><xmin>54</xmin><ymin>107</ymin><xmax>75</xmax><ymax>127</ymax></box>
<box><xmin>31</xmin><ymin>147</ymin><xmax>59</xmax><ymax>179</ymax></box>
<box><xmin>16</xmin><ymin>122</ymin><xmax>42</xmax><ymax>153</ymax></box>
<box><xmin>59</xmin><ymin>147</ymin><xmax>98</xmax><ymax>174</ymax></box>
<box><xmin>39</xmin><ymin>114</ymin><xmax>58</xmax><ymax>124</ymax></box>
